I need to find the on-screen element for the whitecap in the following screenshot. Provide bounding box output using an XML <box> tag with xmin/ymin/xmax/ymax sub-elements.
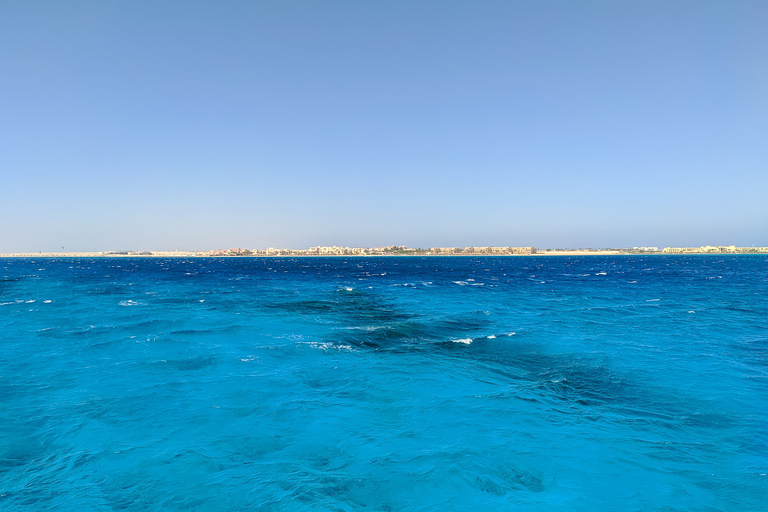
<box><xmin>646</xmin><ymin>299</ymin><xmax>660</xmax><ymax>302</ymax></box>
<box><xmin>595</xmin><ymin>272</ymin><xmax>607</xmax><ymax>275</ymax></box>
<box><xmin>452</xmin><ymin>338</ymin><xmax>473</xmax><ymax>344</ymax></box>
<box><xmin>303</xmin><ymin>341</ymin><xmax>354</xmax><ymax>351</ymax></box>
<box><xmin>452</xmin><ymin>281</ymin><xmax>468</xmax><ymax>286</ymax></box>
<box><xmin>688</xmin><ymin>311</ymin><xmax>695</xmax><ymax>314</ymax></box>
<box><xmin>25</xmin><ymin>300</ymin><xmax>35</xmax><ymax>303</ymax></box>
<box><xmin>507</xmin><ymin>332</ymin><xmax>516</xmax><ymax>336</ymax></box>
<box><xmin>43</xmin><ymin>300</ymin><xmax>52</xmax><ymax>303</ymax></box>
<box><xmin>344</xmin><ymin>325</ymin><xmax>386</xmax><ymax>332</ymax></box>
<box><xmin>487</xmin><ymin>335</ymin><xmax>496</xmax><ymax>339</ymax></box>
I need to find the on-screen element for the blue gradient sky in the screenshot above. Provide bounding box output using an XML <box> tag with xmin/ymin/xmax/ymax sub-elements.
<box><xmin>2</xmin><ymin>1</ymin><xmax>766</xmax><ymax>251</ymax></box>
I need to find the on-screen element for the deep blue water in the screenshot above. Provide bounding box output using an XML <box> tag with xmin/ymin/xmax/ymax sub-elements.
<box><xmin>1</xmin><ymin>255</ymin><xmax>766</xmax><ymax>511</ymax></box>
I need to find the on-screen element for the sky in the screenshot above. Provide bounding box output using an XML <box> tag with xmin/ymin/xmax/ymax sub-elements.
<box><xmin>1</xmin><ymin>0</ymin><xmax>766</xmax><ymax>252</ymax></box>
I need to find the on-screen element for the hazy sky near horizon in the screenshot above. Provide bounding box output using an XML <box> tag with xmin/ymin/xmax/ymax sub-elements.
<box><xmin>2</xmin><ymin>1</ymin><xmax>766</xmax><ymax>251</ymax></box>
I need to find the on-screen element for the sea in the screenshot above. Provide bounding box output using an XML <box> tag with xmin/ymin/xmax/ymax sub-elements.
<box><xmin>1</xmin><ymin>255</ymin><xmax>766</xmax><ymax>511</ymax></box>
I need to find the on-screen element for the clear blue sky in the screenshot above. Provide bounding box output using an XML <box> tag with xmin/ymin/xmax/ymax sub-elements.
<box><xmin>1</xmin><ymin>1</ymin><xmax>766</xmax><ymax>251</ymax></box>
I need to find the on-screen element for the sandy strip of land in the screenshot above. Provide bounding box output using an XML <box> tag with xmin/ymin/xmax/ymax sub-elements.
<box><xmin>534</xmin><ymin>250</ymin><xmax>625</xmax><ymax>255</ymax></box>
<box><xmin>0</xmin><ymin>252</ymin><xmax>205</xmax><ymax>257</ymax></box>
<box><xmin>1</xmin><ymin>250</ymin><xmax>635</xmax><ymax>257</ymax></box>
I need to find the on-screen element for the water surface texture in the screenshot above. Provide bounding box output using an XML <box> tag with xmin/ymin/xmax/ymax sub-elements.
<box><xmin>1</xmin><ymin>256</ymin><xmax>766</xmax><ymax>511</ymax></box>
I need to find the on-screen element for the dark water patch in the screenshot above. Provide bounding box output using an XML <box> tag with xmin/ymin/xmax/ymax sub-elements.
<box><xmin>263</xmin><ymin>292</ymin><xmax>419</xmax><ymax>332</ymax></box>
<box><xmin>333</xmin><ymin>322</ymin><xmax>430</xmax><ymax>348</ymax></box>
<box><xmin>332</xmin><ymin>317</ymin><xmax>496</xmax><ymax>349</ymax></box>
<box><xmin>536</xmin><ymin>361</ymin><xmax>636</xmax><ymax>405</ymax></box>
<box><xmin>328</xmin><ymin>305</ymin><xmax>496</xmax><ymax>349</ymax></box>
<box><xmin>331</xmin><ymin>289</ymin><xmax>418</xmax><ymax>324</ymax></box>
<box><xmin>427</xmin><ymin>335</ymin><xmax>740</xmax><ymax>439</ymax></box>
<box><xmin>473</xmin><ymin>346</ymin><xmax>637</xmax><ymax>411</ymax></box>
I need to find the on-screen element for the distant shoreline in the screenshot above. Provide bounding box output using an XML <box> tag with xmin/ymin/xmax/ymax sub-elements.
<box><xmin>1</xmin><ymin>251</ymin><xmax>617</xmax><ymax>258</ymax></box>
<box><xmin>1</xmin><ymin>250</ymin><xmax>766</xmax><ymax>258</ymax></box>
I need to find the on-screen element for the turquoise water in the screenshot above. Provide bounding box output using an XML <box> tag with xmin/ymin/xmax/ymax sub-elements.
<box><xmin>1</xmin><ymin>256</ymin><xmax>766</xmax><ymax>511</ymax></box>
